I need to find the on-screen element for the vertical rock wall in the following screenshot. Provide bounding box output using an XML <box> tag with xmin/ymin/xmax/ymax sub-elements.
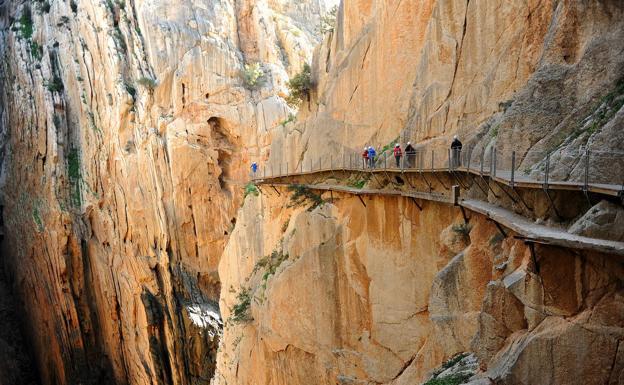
<box><xmin>0</xmin><ymin>0</ymin><xmax>333</xmax><ymax>384</ymax></box>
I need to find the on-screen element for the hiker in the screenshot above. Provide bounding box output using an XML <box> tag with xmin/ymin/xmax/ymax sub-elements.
<box><xmin>405</xmin><ymin>141</ymin><xmax>416</xmax><ymax>168</ymax></box>
<box><xmin>251</xmin><ymin>162</ymin><xmax>258</xmax><ymax>176</ymax></box>
<box><xmin>393</xmin><ymin>143</ymin><xmax>402</xmax><ymax>168</ymax></box>
<box><xmin>361</xmin><ymin>147</ymin><xmax>369</xmax><ymax>169</ymax></box>
<box><xmin>451</xmin><ymin>135</ymin><xmax>463</xmax><ymax>168</ymax></box>
<box><xmin>368</xmin><ymin>146</ymin><xmax>377</xmax><ymax>169</ymax></box>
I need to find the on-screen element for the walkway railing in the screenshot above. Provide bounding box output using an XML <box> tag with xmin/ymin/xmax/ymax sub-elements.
<box><xmin>251</xmin><ymin>146</ymin><xmax>624</xmax><ymax>196</ymax></box>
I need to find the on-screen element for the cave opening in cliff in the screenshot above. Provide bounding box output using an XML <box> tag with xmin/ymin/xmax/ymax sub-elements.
<box><xmin>208</xmin><ymin>117</ymin><xmax>234</xmax><ymax>192</ymax></box>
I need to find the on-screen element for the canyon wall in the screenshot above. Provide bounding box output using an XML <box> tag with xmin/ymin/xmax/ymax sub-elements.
<box><xmin>216</xmin><ymin>187</ymin><xmax>624</xmax><ymax>384</ymax></box>
<box><xmin>0</xmin><ymin>0</ymin><xmax>333</xmax><ymax>384</ymax></box>
<box><xmin>216</xmin><ymin>0</ymin><xmax>624</xmax><ymax>384</ymax></box>
<box><xmin>267</xmin><ymin>0</ymin><xmax>624</xmax><ymax>177</ymax></box>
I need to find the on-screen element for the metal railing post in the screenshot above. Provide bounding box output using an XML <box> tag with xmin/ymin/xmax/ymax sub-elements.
<box><xmin>510</xmin><ymin>151</ymin><xmax>515</xmax><ymax>188</ymax></box>
<box><xmin>263</xmin><ymin>165</ymin><xmax>266</xmax><ymax>179</ymax></box>
<box><xmin>544</xmin><ymin>152</ymin><xmax>550</xmax><ymax>189</ymax></box>
<box><xmin>330</xmin><ymin>155</ymin><xmax>333</xmax><ymax>170</ymax></box>
<box><xmin>319</xmin><ymin>156</ymin><xmax>321</xmax><ymax>171</ymax></box>
<box><xmin>480</xmin><ymin>148</ymin><xmax>485</xmax><ymax>175</ymax></box>
<box><xmin>584</xmin><ymin>149</ymin><xmax>589</xmax><ymax>193</ymax></box>
<box><xmin>467</xmin><ymin>146</ymin><xmax>472</xmax><ymax>172</ymax></box>
<box><xmin>494</xmin><ymin>148</ymin><xmax>498</xmax><ymax>177</ymax></box>
<box><xmin>431</xmin><ymin>150</ymin><xmax>434</xmax><ymax>171</ymax></box>
<box><xmin>286</xmin><ymin>162</ymin><xmax>288</xmax><ymax>176</ymax></box>
<box><xmin>448</xmin><ymin>149</ymin><xmax>452</xmax><ymax>171</ymax></box>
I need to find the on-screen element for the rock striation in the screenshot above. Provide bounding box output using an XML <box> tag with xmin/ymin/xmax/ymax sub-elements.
<box><xmin>215</xmin><ymin>1</ymin><xmax>624</xmax><ymax>384</ymax></box>
<box><xmin>0</xmin><ymin>0</ymin><xmax>332</xmax><ymax>384</ymax></box>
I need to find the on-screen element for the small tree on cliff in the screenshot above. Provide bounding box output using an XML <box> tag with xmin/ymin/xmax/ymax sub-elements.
<box><xmin>285</xmin><ymin>63</ymin><xmax>312</xmax><ymax>108</ymax></box>
<box><xmin>319</xmin><ymin>5</ymin><xmax>338</xmax><ymax>35</ymax></box>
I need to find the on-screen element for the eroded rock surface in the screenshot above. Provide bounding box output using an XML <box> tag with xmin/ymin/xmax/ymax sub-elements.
<box><xmin>0</xmin><ymin>0</ymin><xmax>331</xmax><ymax>384</ymax></box>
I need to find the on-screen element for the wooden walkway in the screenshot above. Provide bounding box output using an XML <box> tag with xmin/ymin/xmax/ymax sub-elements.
<box><xmin>252</xmin><ymin>166</ymin><xmax>624</xmax><ymax>197</ymax></box>
<box><xmin>254</xmin><ymin>173</ymin><xmax>624</xmax><ymax>256</ymax></box>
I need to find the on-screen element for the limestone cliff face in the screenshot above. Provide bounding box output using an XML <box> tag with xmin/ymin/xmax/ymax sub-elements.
<box><xmin>216</xmin><ymin>189</ymin><xmax>624</xmax><ymax>385</ymax></box>
<box><xmin>268</xmin><ymin>0</ymin><xmax>624</xmax><ymax>178</ymax></box>
<box><xmin>0</xmin><ymin>0</ymin><xmax>331</xmax><ymax>384</ymax></box>
<box><xmin>215</xmin><ymin>1</ymin><xmax>624</xmax><ymax>384</ymax></box>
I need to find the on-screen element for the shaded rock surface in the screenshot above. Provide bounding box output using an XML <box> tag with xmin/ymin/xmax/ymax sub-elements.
<box><xmin>0</xmin><ymin>0</ymin><xmax>330</xmax><ymax>384</ymax></box>
<box><xmin>0</xmin><ymin>260</ymin><xmax>39</xmax><ymax>385</ymax></box>
<box><xmin>215</xmin><ymin>188</ymin><xmax>624</xmax><ymax>384</ymax></box>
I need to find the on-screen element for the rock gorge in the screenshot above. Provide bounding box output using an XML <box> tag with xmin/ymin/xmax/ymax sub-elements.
<box><xmin>0</xmin><ymin>1</ymin><xmax>623</xmax><ymax>385</ymax></box>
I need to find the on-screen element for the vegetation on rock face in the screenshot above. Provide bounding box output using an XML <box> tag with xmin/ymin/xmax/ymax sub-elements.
<box><xmin>319</xmin><ymin>5</ymin><xmax>338</xmax><ymax>35</ymax></box>
<box><xmin>29</xmin><ymin>41</ymin><xmax>43</xmax><ymax>61</ymax></box>
<box><xmin>286</xmin><ymin>63</ymin><xmax>312</xmax><ymax>108</ymax></box>
<box><xmin>137</xmin><ymin>76</ymin><xmax>157</xmax><ymax>90</ymax></box>
<box><xmin>241</xmin><ymin>62</ymin><xmax>266</xmax><ymax>90</ymax></box>
<box><xmin>230</xmin><ymin>288</ymin><xmax>252</xmax><ymax>323</ymax></box>
<box><xmin>32</xmin><ymin>206</ymin><xmax>44</xmax><ymax>232</ymax></box>
<box><xmin>279</xmin><ymin>113</ymin><xmax>296</xmax><ymax>127</ymax></box>
<box><xmin>424</xmin><ymin>353</ymin><xmax>475</xmax><ymax>385</ymax></box>
<box><xmin>244</xmin><ymin>183</ymin><xmax>259</xmax><ymax>198</ymax></box>
<box><xmin>124</xmin><ymin>82</ymin><xmax>137</xmax><ymax>99</ymax></box>
<box><xmin>18</xmin><ymin>9</ymin><xmax>34</xmax><ymax>39</ymax></box>
<box><xmin>584</xmin><ymin>77</ymin><xmax>624</xmax><ymax>135</ymax></box>
<box><xmin>44</xmin><ymin>76</ymin><xmax>64</xmax><ymax>93</ymax></box>
<box><xmin>67</xmin><ymin>148</ymin><xmax>81</xmax><ymax>207</ymax></box>
<box><xmin>288</xmin><ymin>184</ymin><xmax>324</xmax><ymax>211</ymax></box>
<box><xmin>452</xmin><ymin>223</ymin><xmax>472</xmax><ymax>238</ymax></box>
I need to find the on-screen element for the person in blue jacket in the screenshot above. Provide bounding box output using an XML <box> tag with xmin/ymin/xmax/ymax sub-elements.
<box><xmin>367</xmin><ymin>146</ymin><xmax>377</xmax><ymax>168</ymax></box>
<box><xmin>251</xmin><ymin>162</ymin><xmax>258</xmax><ymax>176</ymax></box>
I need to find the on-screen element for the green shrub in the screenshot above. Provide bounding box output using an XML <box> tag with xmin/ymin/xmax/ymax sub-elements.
<box><xmin>45</xmin><ymin>76</ymin><xmax>64</xmax><ymax>92</ymax></box>
<box><xmin>32</xmin><ymin>206</ymin><xmax>44</xmax><ymax>232</ymax></box>
<box><xmin>137</xmin><ymin>76</ymin><xmax>157</xmax><ymax>90</ymax></box>
<box><xmin>40</xmin><ymin>2</ymin><xmax>51</xmax><ymax>13</ymax></box>
<box><xmin>423</xmin><ymin>373</ymin><xmax>472</xmax><ymax>385</ymax></box>
<box><xmin>348</xmin><ymin>179</ymin><xmax>366</xmax><ymax>189</ymax></box>
<box><xmin>288</xmin><ymin>184</ymin><xmax>324</xmax><ymax>211</ymax></box>
<box><xmin>67</xmin><ymin>148</ymin><xmax>81</xmax><ymax>206</ymax></box>
<box><xmin>452</xmin><ymin>223</ymin><xmax>472</xmax><ymax>238</ymax></box>
<box><xmin>244</xmin><ymin>183</ymin><xmax>259</xmax><ymax>198</ymax></box>
<box><xmin>241</xmin><ymin>62</ymin><xmax>266</xmax><ymax>90</ymax></box>
<box><xmin>253</xmin><ymin>250</ymin><xmax>289</xmax><ymax>280</ymax></box>
<box><xmin>285</xmin><ymin>63</ymin><xmax>312</xmax><ymax>108</ymax></box>
<box><xmin>230</xmin><ymin>288</ymin><xmax>252</xmax><ymax>323</ymax></box>
<box><xmin>279</xmin><ymin>113</ymin><xmax>296</xmax><ymax>127</ymax></box>
<box><xmin>319</xmin><ymin>5</ymin><xmax>338</xmax><ymax>34</ymax></box>
<box><xmin>29</xmin><ymin>41</ymin><xmax>43</xmax><ymax>60</ymax></box>
<box><xmin>18</xmin><ymin>9</ymin><xmax>34</xmax><ymax>39</ymax></box>
<box><xmin>70</xmin><ymin>1</ymin><xmax>78</xmax><ymax>13</ymax></box>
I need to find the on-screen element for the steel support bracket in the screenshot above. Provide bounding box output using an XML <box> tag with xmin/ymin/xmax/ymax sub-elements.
<box><xmin>410</xmin><ymin>197</ymin><xmax>423</xmax><ymax>211</ymax></box>
<box><xmin>487</xmin><ymin>217</ymin><xmax>507</xmax><ymax>238</ymax></box>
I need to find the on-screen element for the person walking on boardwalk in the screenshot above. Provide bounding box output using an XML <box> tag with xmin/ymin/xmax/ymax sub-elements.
<box><xmin>361</xmin><ymin>147</ymin><xmax>369</xmax><ymax>169</ymax></box>
<box><xmin>368</xmin><ymin>146</ymin><xmax>377</xmax><ymax>169</ymax></box>
<box><xmin>451</xmin><ymin>135</ymin><xmax>463</xmax><ymax>168</ymax></box>
<box><xmin>405</xmin><ymin>141</ymin><xmax>416</xmax><ymax>168</ymax></box>
<box><xmin>251</xmin><ymin>162</ymin><xmax>258</xmax><ymax>176</ymax></box>
<box><xmin>393</xmin><ymin>143</ymin><xmax>402</xmax><ymax>168</ymax></box>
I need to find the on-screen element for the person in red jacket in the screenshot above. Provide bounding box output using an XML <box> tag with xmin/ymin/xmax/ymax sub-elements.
<box><xmin>393</xmin><ymin>143</ymin><xmax>402</xmax><ymax>168</ymax></box>
<box><xmin>361</xmin><ymin>147</ymin><xmax>369</xmax><ymax>169</ymax></box>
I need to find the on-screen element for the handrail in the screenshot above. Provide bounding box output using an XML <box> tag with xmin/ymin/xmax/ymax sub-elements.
<box><xmin>250</xmin><ymin>145</ymin><xmax>624</xmax><ymax>197</ymax></box>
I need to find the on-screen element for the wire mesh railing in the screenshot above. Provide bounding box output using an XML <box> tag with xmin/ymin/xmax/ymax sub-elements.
<box><xmin>250</xmin><ymin>145</ymin><xmax>624</xmax><ymax>193</ymax></box>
